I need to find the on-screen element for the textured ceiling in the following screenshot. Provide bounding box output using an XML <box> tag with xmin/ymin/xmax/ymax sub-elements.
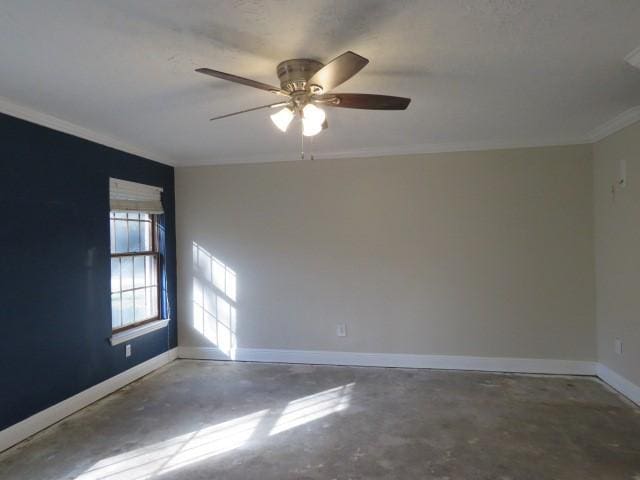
<box><xmin>1</xmin><ymin>0</ymin><xmax>640</xmax><ymax>166</ymax></box>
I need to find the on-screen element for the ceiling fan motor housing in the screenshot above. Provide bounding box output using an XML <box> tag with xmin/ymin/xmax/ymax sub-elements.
<box><xmin>276</xmin><ymin>59</ymin><xmax>324</xmax><ymax>94</ymax></box>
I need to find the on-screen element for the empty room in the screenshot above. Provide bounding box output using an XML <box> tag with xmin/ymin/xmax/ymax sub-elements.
<box><xmin>1</xmin><ymin>1</ymin><xmax>640</xmax><ymax>478</ymax></box>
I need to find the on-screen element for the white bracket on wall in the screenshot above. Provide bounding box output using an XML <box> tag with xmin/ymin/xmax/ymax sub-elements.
<box><xmin>618</xmin><ymin>158</ymin><xmax>627</xmax><ymax>189</ymax></box>
<box><xmin>611</xmin><ymin>158</ymin><xmax>627</xmax><ymax>201</ymax></box>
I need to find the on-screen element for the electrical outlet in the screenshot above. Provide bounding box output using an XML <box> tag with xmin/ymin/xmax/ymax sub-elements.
<box><xmin>125</xmin><ymin>344</ymin><xmax>132</xmax><ymax>358</ymax></box>
<box><xmin>336</xmin><ymin>324</ymin><xmax>347</xmax><ymax>337</ymax></box>
<box><xmin>614</xmin><ymin>338</ymin><xmax>623</xmax><ymax>355</ymax></box>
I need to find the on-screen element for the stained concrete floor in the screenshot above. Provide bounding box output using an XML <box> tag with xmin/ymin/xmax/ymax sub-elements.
<box><xmin>1</xmin><ymin>360</ymin><xmax>639</xmax><ymax>480</ymax></box>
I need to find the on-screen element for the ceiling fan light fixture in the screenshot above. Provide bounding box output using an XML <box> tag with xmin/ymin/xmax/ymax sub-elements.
<box><xmin>198</xmin><ymin>51</ymin><xmax>411</xmax><ymax>140</ymax></box>
<box><xmin>301</xmin><ymin>104</ymin><xmax>326</xmax><ymax>137</ymax></box>
<box><xmin>270</xmin><ymin>107</ymin><xmax>295</xmax><ymax>132</ymax></box>
<box><xmin>302</xmin><ymin>118</ymin><xmax>323</xmax><ymax>137</ymax></box>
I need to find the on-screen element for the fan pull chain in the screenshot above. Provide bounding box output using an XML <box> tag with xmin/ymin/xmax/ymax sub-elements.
<box><xmin>310</xmin><ymin>135</ymin><xmax>315</xmax><ymax>161</ymax></box>
<box><xmin>299</xmin><ymin>121</ymin><xmax>315</xmax><ymax>161</ymax></box>
<box><xmin>300</xmin><ymin>122</ymin><xmax>305</xmax><ymax>160</ymax></box>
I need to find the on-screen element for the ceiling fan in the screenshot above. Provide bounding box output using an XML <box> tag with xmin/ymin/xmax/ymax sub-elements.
<box><xmin>195</xmin><ymin>51</ymin><xmax>411</xmax><ymax>137</ymax></box>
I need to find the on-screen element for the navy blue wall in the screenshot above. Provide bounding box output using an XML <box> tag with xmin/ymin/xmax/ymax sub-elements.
<box><xmin>0</xmin><ymin>113</ymin><xmax>177</xmax><ymax>430</ymax></box>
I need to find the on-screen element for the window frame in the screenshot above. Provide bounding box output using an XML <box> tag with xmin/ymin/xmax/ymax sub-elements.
<box><xmin>110</xmin><ymin>213</ymin><xmax>161</xmax><ymax>333</ymax></box>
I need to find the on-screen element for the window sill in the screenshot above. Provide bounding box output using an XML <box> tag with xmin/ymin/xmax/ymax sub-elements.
<box><xmin>110</xmin><ymin>319</ymin><xmax>170</xmax><ymax>346</ymax></box>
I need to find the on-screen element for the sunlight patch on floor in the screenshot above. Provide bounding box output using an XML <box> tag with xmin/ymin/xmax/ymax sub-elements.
<box><xmin>76</xmin><ymin>409</ymin><xmax>269</xmax><ymax>480</ymax></box>
<box><xmin>76</xmin><ymin>383</ymin><xmax>355</xmax><ymax>479</ymax></box>
<box><xmin>269</xmin><ymin>383</ymin><xmax>355</xmax><ymax>435</ymax></box>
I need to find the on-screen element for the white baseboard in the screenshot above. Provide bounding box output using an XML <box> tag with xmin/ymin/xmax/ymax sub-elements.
<box><xmin>3</xmin><ymin>346</ymin><xmax>634</xmax><ymax>455</ymax></box>
<box><xmin>0</xmin><ymin>348</ymin><xmax>178</xmax><ymax>453</ymax></box>
<box><xmin>597</xmin><ymin>363</ymin><xmax>640</xmax><ymax>406</ymax></box>
<box><xmin>178</xmin><ymin>346</ymin><xmax>597</xmax><ymax>376</ymax></box>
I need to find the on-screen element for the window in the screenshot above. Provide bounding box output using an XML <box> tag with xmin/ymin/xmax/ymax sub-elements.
<box><xmin>110</xmin><ymin>212</ymin><xmax>159</xmax><ymax>331</ymax></box>
<box><xmin>109</xmin><ymin>177</ymin><xmax>164</xmax><ymax>334</ymax></box>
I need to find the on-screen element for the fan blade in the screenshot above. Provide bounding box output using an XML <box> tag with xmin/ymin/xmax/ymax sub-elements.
<box><xmin>196</xmin><ymin>68</ymin><xmax>286</xmax><ymax>95</ymax></box>
<box><xmin>210</xmin><ymin>102</ymin><xmax>289</xmax><ymax>121</ymax></box>
<box><xmin>316</xmin><ymin>93</ymin><xmax>411</xmax><ymax>110</ymax></box>
<box><xmin>307</xmin><ymin>51</ymin><xmax>369</xmax><ymax>92</ymax></box>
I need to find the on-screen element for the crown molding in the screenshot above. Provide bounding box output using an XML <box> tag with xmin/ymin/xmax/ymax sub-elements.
<box><xmin>588</xmin><ymin>105</ymin><xmax>640</xmax><ymax>143</ymax></box>
<box><xmin>0</xmin><ymin>96</ymin><xmax>174</xmax><ymax>166</ymax></box>
<box><xmin>183</xmin><ymin>136</ymin><xmax>593</xmax><ymax>167</ymax></box>
<box><xmin>183</xmin><ymin>106</ymin><xmax>640</xmax><ymax>166</ymax></box>
<box><xmin>309</xmin><ymin>136</ymin><xmax>593</xmax><ymax>162</ymax></box>
<box><xmin>2</xmin><ymin>95</ymin><xmax>638</xmax><ymax>168</ymax></box>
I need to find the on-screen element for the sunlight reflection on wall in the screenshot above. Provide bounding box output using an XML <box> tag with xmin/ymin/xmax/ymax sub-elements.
<box><xmin>192</xmin><ymin>242</ymin><xmax>236</xmax><ymax>358</ymax></box>
<box><xmin>76</xmin><ymin>383</ymin><xmax>355</xmax><ymax>479</ymax></box>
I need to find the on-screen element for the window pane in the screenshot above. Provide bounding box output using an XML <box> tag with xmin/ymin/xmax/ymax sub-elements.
<box><xmin>110</xmin><ymin>219</ymin><xmax>116</xmax><ymax>253</ymax></box>
<box><xmin>145</xmin><ymin>256</ymin><xmax>153</xmax><ymax>286</ymax></box>
<box><xmin>110</xmin><ymin>211</ymin><xmax>158</xmax><ymax>331</ymax></box>
<box><xmin>150</xmin><ymin>286</ymin><xmax>158</xmax><ymax>317</ymax></box>
<box><xmin>141</xmin><ymin>221</ymin><xmax>151</xmax><ymax>251</ymax></box>
<box><xmin>134</xmin><ymin>256</ymin><xmax>145</xmax><ymax>288</ymax></box>
<box><xmin>128</xmin><ymin>221</ymin><xmax>140</xmax><ymax>252</ymax></box>
<box><xmin>145</xmin><ymin>286</ymin><xmax>153</xmax><ymax>318</ymax></box>
<box><xmin>111</xmin><ymin>258</ymin><xmax>121</xmax><ymax>292</ymax></box>
<box><xmin>111</xmin><ymin>293</ymin><xmax>121</xmax><ymax>329</ymax></box>
<box><xmin>134</xmin><ymin>288</ymin><xmax>146</xmax><ymax>321</ymax></box>
<box><xmin>121</xmin><ymin>257</ymin><xmax>134</xmax><ymax>290</ymax></box>
<box><xmin>115</xmin><ymin>220</ymin><xmax>128</xmax><ymax>253</ymax></box>
<box><xmin>121</xmin><ymin>290</ymin><xmax>134</xmax><ymax>326</ymax></box>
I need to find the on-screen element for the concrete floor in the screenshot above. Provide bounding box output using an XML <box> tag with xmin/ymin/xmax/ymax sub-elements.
<box><xmin>1</xmin><ymin>360</ymin><xmax>639</xmax><ymax>480</ymax></box>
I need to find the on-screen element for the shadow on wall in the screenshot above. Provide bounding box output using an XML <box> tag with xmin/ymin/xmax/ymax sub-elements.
<box><xmin>192</xmin><ymin>242</ymin><xmax>237</xmax><ymax>358</ymax></box>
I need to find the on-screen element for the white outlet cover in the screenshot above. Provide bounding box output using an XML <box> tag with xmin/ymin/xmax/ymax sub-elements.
<box><xmin>336</xmin><ymin>324</ymin><xmax>347</xmax><ymax>337</ymax></box>
<box><xmin>125</xmin><ymin>344</ymin><xmax>132</xmax><ymax>357</ymax></box>
<box><xmin>614</xmin><ymin>338</ymin><xmax>623</xmax><ymax>355</ymax></box>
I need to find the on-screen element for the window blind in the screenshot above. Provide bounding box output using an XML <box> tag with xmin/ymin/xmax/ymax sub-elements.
<box><xmin>109</xmin><ymin>178</ymin><xmax>164</xmax><ymax>214</ymax></box>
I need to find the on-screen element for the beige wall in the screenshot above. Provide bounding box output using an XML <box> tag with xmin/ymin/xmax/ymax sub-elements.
<box><xmin>593</xmin><ymin>121</ymin><xmax>640</xmax><ymax>385</ymax></box>
<box><xmin>176</xmin><ymin>145</ymin><xmax>596</xmax><ymax>361</ymax></box>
